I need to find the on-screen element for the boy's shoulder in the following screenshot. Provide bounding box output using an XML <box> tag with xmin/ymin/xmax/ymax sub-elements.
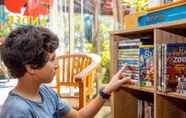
<box><xmin>40</xmin><ymin>84</ymin><xmax>58</xmax><ymax>99</ymax></box>
<box><xmin>0</xmin><ymin>91</ymin><xmax>33</xmax><ymax>118</ymax></box>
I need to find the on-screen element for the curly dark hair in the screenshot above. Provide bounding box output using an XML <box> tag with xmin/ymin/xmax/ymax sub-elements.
<box><xmin>0</xmin><ymin>26</ymin><xmax>59</xmax><ymax>78</ymax></box>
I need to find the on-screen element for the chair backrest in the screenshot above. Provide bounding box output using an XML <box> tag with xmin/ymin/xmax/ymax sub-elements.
<box><xmin>56</xmin><ymin>53</ymin><xmax>92</xmax><ymax>86</ymax></box>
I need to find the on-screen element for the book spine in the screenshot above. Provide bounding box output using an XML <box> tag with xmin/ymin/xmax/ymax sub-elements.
<box><xmin>164</xmin><ymin>44</ymin><xmax>167</xmax><ymax>92</ymax></box>
<box><xmin>162</xmin><ymin>44</ymin><xmax>165</xmax><ymax>92</ymax></box>
<box><xmin>157</xmin><ymin>44</ymin><xmax>161</xmax><ymax>91</ymax></box>
<box><xmin>162</xmin><ymin>44</ymin><xmax>167</xmax><ymax>92</ymax></box>
<box><xmin>118</xmin><ymin>45</ymin><xmax>139</xmax><ymax>49</ymax></box>
<box><xmin>159</xmin><ymin>44</ymin><xmax>162</xmax><ymax>91</ymax></box>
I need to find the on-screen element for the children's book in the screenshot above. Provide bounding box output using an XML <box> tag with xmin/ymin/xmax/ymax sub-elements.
<box><xmin>139</xmin><ymin>44</ymin><xmax>154</xmax><ymax>87</ymax></box>
<box><xmin>164</xmin><ymin>43</ymin><xmax>186</xmax><ymax>92</ymax></box>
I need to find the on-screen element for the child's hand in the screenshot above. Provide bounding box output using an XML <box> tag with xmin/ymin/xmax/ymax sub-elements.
<box><xmin>103</xmin><ymin>65</ymin><xmax>129</xmax><ymax>94</ymax></box>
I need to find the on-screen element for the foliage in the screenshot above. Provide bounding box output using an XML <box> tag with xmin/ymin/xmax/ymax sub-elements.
<box><xmin>85</xmin><ymin>16</ymin><xmax>113</xmax><ymax>84</ymax></box>
<box><xmin>85</xmin><ymin>40</ymin><xmax>110</xmax><ymax>84</ymax></box>
<box><xmin>0</xmin><ymin>23</ymin><xmax>9</xmax><ymax>37</ymax></box>
<box><xmin>100</xmin><ymin>39</ymin><xmax>110</xmax><ymax>83</ymax></box>
<box><xmin>0</xmin><ymin>24</ymin><xmax>9</xmax><ymax>78</ymax></box>
<box><xmin>84</xmin><ymin>41</ymin><xmax>96</xmax><ymax>52</ymax></box>
<box><xmin>120</xmin><ymin>0</ymin><xmax>149</xmax><ymax>12</ymax></box>
<box><xmin>98</xmin><ymin>16</ymin><xmax>114</xmax><ymax>83</ymax></box>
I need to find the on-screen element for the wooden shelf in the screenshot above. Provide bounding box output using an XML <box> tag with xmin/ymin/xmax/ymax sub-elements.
<box><xmin>121</xmin><ymin>84</ymin><xmax>155</xmax><ymax>93</ymax></box>
<box><xmin>157</xmin><ymin>91</ymin><xmax>186</xmax><ymax>100</ymax></box>
<box><xmin>111</xmin><ymin>27</ymin><xmax>153</xmax><ymax>39</ymax></box>
<box><xmin>111</xmin><ymin>19</ymin><xmax>186</xmax><ymax>118</ymax></box>
<box><xmin>111</xmin><ymin>19</ymin><xmax>186</xmax><ymax>37</ymax></box>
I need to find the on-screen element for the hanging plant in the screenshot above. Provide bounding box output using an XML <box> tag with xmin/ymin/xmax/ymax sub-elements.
<box><xmin>0</xmin><ymin>23</ymin><xmax>9</xmax><ymax>45</ymax></box>
<box><xmin>121</xmin><ymin>0</ymin><xmax>149</xmax><ymax>12</ymax></box>
<box><xmin>131</xmin><ymin>0</ymin><xmax>149</xmax><ymax>12</ymax></box>
<box><xmin>0</xmin><ymin>23</ymin><xmax>9</xmax><ymax>36</ymax></box>
<box><xmin>0</xmin><ymin>23</ymin><xmax>9</xmax><ymax>80</ymax></box>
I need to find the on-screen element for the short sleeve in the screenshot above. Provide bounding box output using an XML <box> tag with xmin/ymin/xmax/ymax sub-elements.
<box><xmin>41</xmin><ymin>85</ymin><xmax>71</xmax><ymax>117</ymax></box>
<box><xmin>56</xmin><ymin>96</ymin><xmax>71</xmax><ymax>116</ymax></box>
<box><xmin>0</xmin><ymin>98</ymin><xmax>33</xmax><ymax>118</ymax></box>
<box><xmin>0</xmin><ymin>110</ymin><xmax>33</xmax><ymax>118</ymax></box>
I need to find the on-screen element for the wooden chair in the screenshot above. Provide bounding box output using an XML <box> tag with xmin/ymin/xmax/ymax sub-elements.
<box><xmin>55</xmin><ymin>53</ymin><xmax>100</xmax><ymax>109</ymax></box>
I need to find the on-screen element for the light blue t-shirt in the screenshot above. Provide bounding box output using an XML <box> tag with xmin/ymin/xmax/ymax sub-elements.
<box><xmin>0</xmin><ymin>85</ymin><xmax>70</xmax><ymax>118</ymax></box>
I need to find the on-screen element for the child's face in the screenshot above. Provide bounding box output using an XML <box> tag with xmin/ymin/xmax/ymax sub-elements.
<box><xmin>34</xmin><ymin>52</ymin><xmax>56</xmax><ymax>83</ymax></box>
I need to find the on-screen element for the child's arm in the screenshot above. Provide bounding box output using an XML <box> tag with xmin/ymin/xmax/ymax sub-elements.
<box><xmin>63</xmin><ymin>66</ymin><xmax>129</xmax><ymax>118</ymax></box>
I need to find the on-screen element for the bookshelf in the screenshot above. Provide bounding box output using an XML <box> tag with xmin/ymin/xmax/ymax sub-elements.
<box><xmin>110</xmin><ymin>20</ymin><xmax>186</xmax><ymax>118</ymax></box>
<box><xmin>121</xmin><ymin>84</ymin><xmax>155</xmax><ymax>93</ymax></box>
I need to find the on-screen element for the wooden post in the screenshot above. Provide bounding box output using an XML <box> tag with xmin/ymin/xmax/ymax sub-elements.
<box><xmin>69</xmin><ymin>0</ymin><xmax>74</xmax><ymax>53</ymax></box>
<box><xmin>79</xmin><ymin>80</ymin><xmax>86</xmax><ymax>108</ymax></box>
<box><xmin>113</xmin><ymin>0</ymin><xmax>125</xmax><ymax>30</ymax></box>
<box><xmin>80</xmin><ymin>0</ymin><xmax>84</xmax><ymax>51</ymax></box>
<box><xmin>93</xmin><ymin>0</ymin><xmax>101</xmax><ymax>95</ymax></box>
<box><xmin>56</xmin><ymin>61</ymin><xmax>61</xmax><ymax>96</ymax></box>
<box><xmin>93</xmin><ymin>0</ymin><xmax>101</xmax><ymax>53</ymax></box>
<box><xmin>112</xmin><ymin>0</ymin><xmax>117</xmax><ymax>30</ymax></box>
<box><xmin>118</xmin><ymin>0</ymin><xmax>124</xmax><ymax>29</ymax></box>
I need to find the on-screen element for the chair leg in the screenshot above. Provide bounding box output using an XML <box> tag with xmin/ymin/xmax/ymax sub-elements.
<box><xmin>56</xmin><ymin>84</ymin><xmax>61</xmax><ymax>97</ymax></box>
<box><xmin>56</xmin><ymin>66</ymin><xmax>61</xmax><ymax>97</ymax></box>
<box><xmin>79</xmin><ymin>82</ymin><xmax>86</xmax><ymax>109</ymax></box>
<box><xmin>88</xmin><ymin>73</ymin><xmax>94</xmax><ymax>98</ymax></box>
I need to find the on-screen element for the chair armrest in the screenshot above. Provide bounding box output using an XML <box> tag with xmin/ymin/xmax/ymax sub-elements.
<box><xmin>75</xmin><ymin>61</ymin><xmax>99</xmax><ymax>81</ymax></box>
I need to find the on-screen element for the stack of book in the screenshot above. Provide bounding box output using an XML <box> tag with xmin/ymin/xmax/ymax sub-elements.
<box><xmin>118</xmin><ymin>37</ymin><xmax>154</xmax><ymax>87</ymax></box>
<box><xmin>138</xmin><ymin>100</ymin><xmax>154</xmax><ymax>118</ymax></box>
<box><xmin>158</xmin><ymin>43</ymin><xmax>186</xmax><ymax>93</ymax></box>
<box><xmin>118</xmin><ymin>39</ymin><xmax>140</xmax><ymax>85</ymax></box>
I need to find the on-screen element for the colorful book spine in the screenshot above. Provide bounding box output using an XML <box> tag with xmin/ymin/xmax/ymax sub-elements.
<box><xmin>139</xmin><ymin>44</ymin><xmax>154</xmax><ymax>87</ymax></box>
<box><xmin>158</xmin><ymin>43</ymin><xmax>186</xmax><ymax>93</ymax></box>
<box><xmin>137</xmin><ymin>100</ymin><xmax>154</xmax><ymax>118</ymax></box>
<box><xmin>118</xmin><ymin>38</ymin><xmax>155</xmax><ymax>87</ymax></box>
<box><xmin>118</xmin><ymin>39</ymin><xmax>140</xmax><ymax>85</ymax></box>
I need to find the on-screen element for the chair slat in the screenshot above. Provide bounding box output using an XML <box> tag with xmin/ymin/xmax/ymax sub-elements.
<box><xmin>55</xmin><ymin>53</ymin><xmax>100</xmax><ymax>109</ymax></box>
<box><xmin>79</xmin><ymin>57</ymin><xmax>82</xmax><ymax>73</ymax></box>
<box><xmin>56</xmin><ymin>60</ymin><xmax>60</xmax><ymax>95</ymax></box>
<box><xmin>67</xmin><ymin>56</ymin><xmax>70</xmax><ymax>83</ymax></box>
<box><xmin>62</xmin><ymin>57</ymin><xmax>65</xmax><ymax>82</ymax></box>
<box><xmin>71</xmin><ymin>57</ymin><xmax>75</xmax><ymax>83</ymax></box>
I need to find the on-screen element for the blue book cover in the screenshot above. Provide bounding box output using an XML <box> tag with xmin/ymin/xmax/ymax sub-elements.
<box><xmin>139</xmin><ymin>45</ymin><xmax>154</xmax><ymax>87</ymax></box>
<box><xmin>118</xmin><ymin>60</ymin><xmax>139</xmax><ymax>65</ymax></box>
<box><xmin>138</xmin><ymin>4</ymin><xmax>186</xmax><ymax>26</ymax></box>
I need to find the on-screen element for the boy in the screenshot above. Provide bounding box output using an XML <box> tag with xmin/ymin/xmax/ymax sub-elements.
<box><xmin>0</xmin><ymin>26</ymin><xmax>128</xmax><ymax>118</ymax></box>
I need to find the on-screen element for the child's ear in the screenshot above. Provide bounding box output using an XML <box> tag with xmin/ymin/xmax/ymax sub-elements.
<box><xmin>25</xmin><ymin>64</ymin><xmax>35</xmax><ymax>75</ymax></box>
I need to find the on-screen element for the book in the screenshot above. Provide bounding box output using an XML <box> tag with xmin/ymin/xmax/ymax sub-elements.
<box><xmin>118</xmin><ymin>39</ymin><xmax>140</xmax><ymax>85</ymax></box>
<box><xmin>138</xmin><ymin>100</ymin><xmax>154</xmax><ymax>118</ymax></box>
<box><xmin>158</xmin><ymin>43</ymin><xmax>186</xmax><ymax>93</ymax></box>
<box><xmin>139</xmin><ymin>44</ymin><xmax>154</xmax><ymax>87</ymax></box>
<box><xmin>118</xmin><ymin>37</ymin><xmax>154</xmax><ymax>86</ymax></box>
<box><xmin>166</xmin><ymin>43</ymin><xmax>186</xmax><ymax>92</ymax></box>
<box><xmin>157</xmin><ymin>45</ymin><xmax>163</xmax><ymax>91</ymax></box>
